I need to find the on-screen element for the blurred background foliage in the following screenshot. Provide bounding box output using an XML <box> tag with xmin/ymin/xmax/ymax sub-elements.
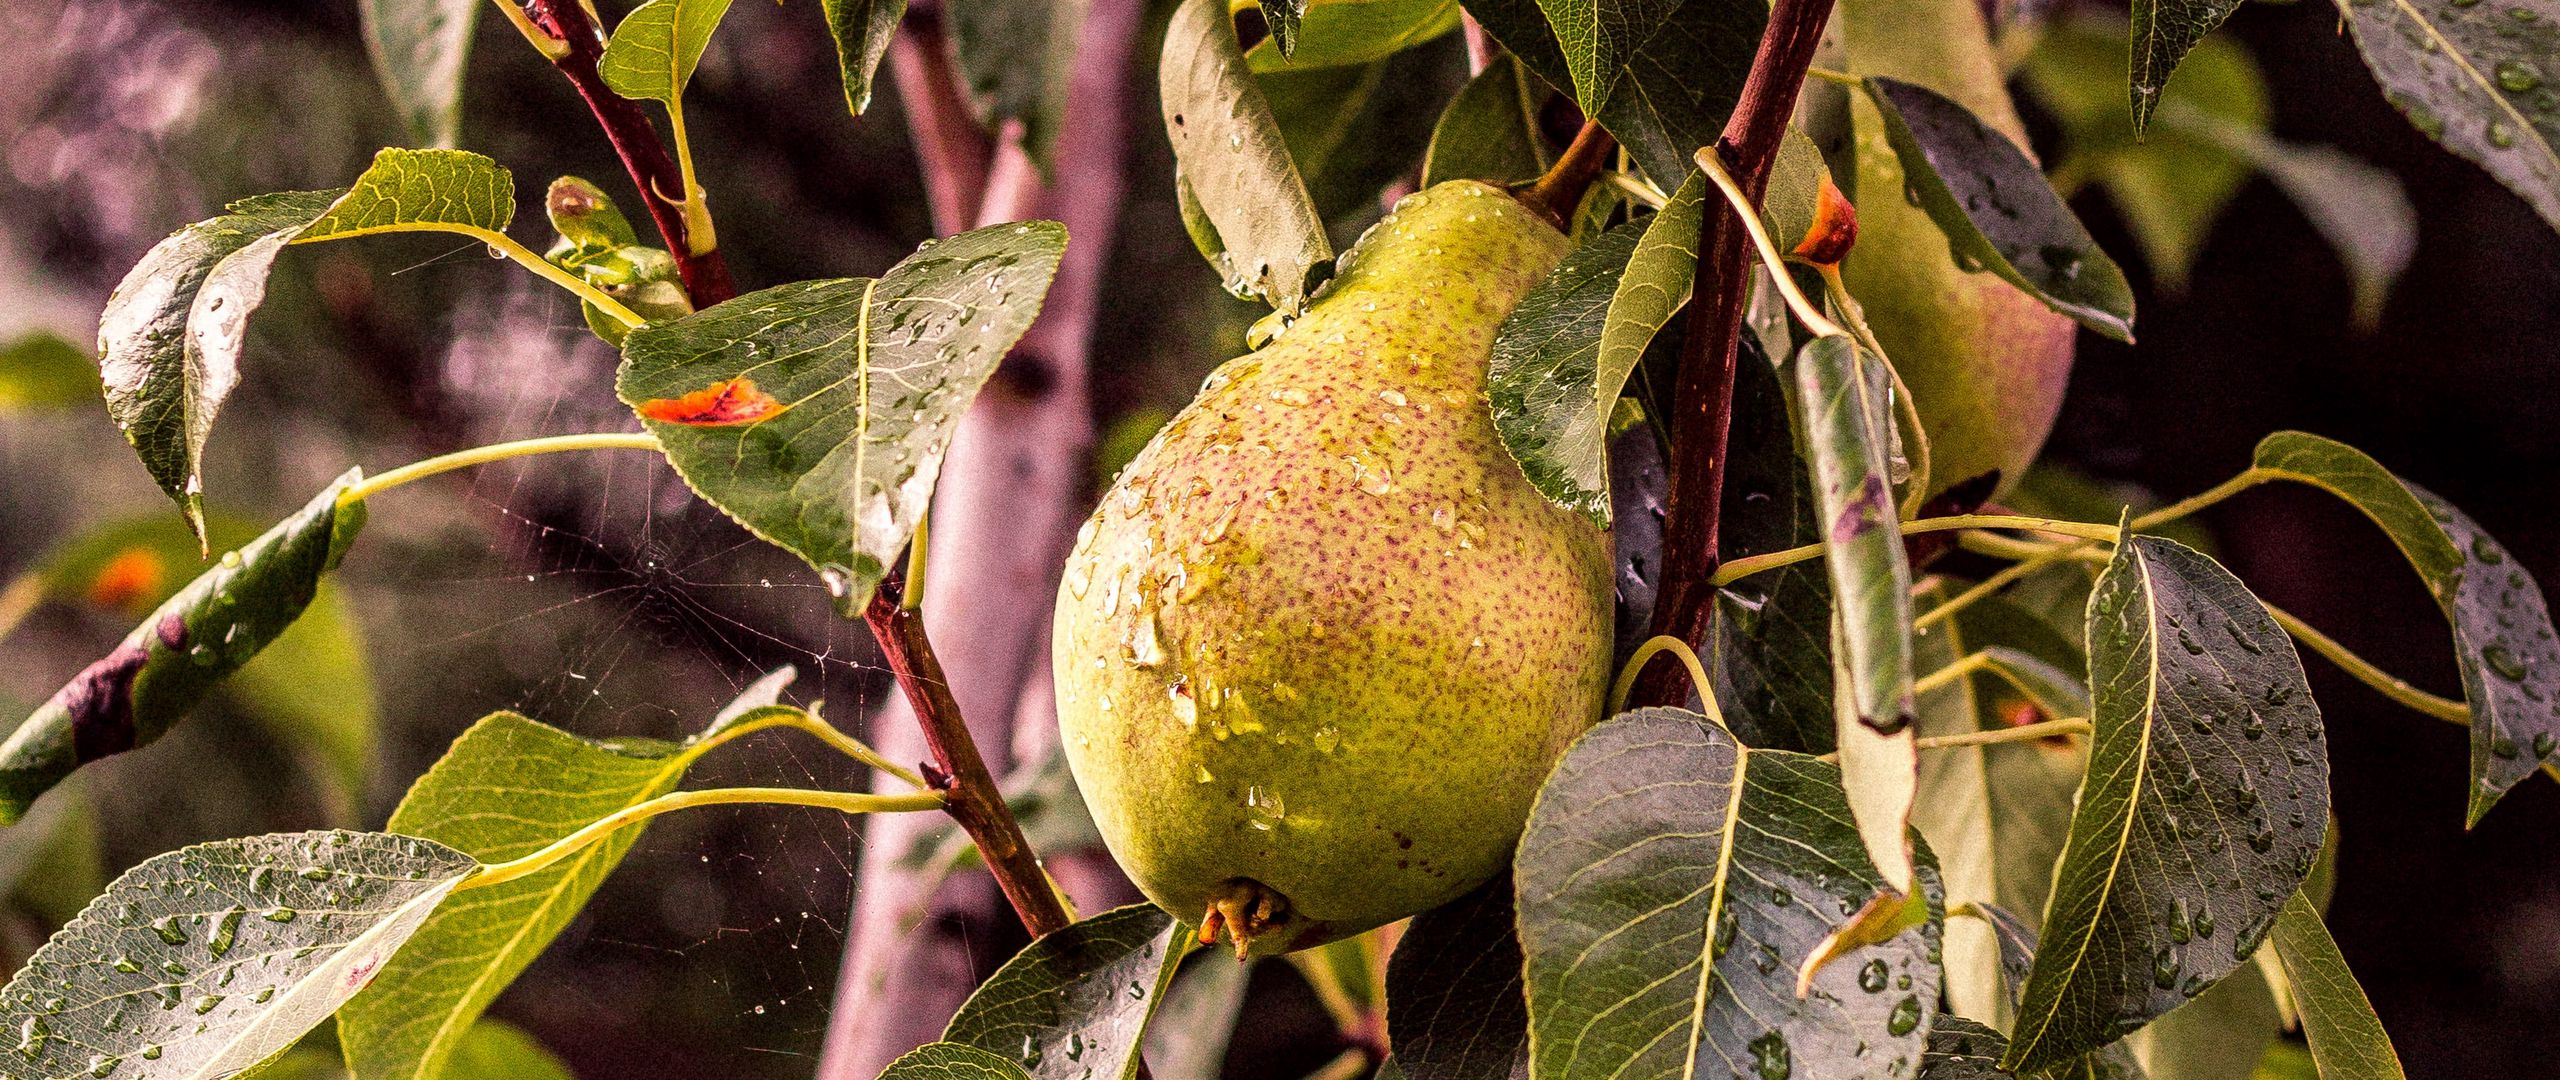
<box><xmin>0</xmin><ymin>0</ymin><xmax>2555</xmax><ymax>1077</ymax></box>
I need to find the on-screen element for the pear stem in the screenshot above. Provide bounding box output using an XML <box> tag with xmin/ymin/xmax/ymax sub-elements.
<box><xmin>1521</xmin><ymin>119</ymin><xmax>1618</xmax><ymax>229</ymax></box>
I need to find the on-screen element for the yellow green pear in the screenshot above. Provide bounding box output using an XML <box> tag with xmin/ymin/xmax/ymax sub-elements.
<box><xmin>1052</xmin><ymin>181</ymin><xmax>1614</xmax><ymax>956</ymax></box>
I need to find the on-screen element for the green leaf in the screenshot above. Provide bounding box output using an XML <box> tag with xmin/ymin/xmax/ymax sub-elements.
<box><xmin>1707</xmin><ymin>341</ymin><xmax>1836</xmax><ymax>754</ymax></box>
<box><xmin>0</xmin><ymin>830</ymin><xmax>476</xmax><ymax>1080</ymax></box>
<box><xmin>0</xmin><ymin>473</ymin><xmax>365</xmax><ymax>825</ymax></box>
<box><xmin>544</xmin><ymin>177</ymin><xmax>694</xmax><ymax>347</ymax></box>
<box><xmin>1461</xmin><ymin>0</ymin><xmax>1763</xmax><ymax>186</ymax></box>
<box><xmin>617</xmin><ymin>220</ymin><xmax>1066</xmax><ymax>612</ymax></box>
<box><xmin>1911</xmin><ymin>589</ymin><xmax>2001</xmax><ymax>1024</ymax></box>
<box><xmin>0</xmin><ymin>331</ymin><xmax>102</xmax><ymax>412</ymax></box>
<box><xmin>442</xmin><ymin>1019</ymin><xmax>577</xmax><ymax>1080</ymax></box>
<box><xmin>1966</xmin><ymin>903</ymin><xmax>2149</xmax><ymax>1079</ymax></box>
<box><xmin>0</xmin><ymin>778</ymin><xmax>105</xmax><ymax>928</ymax></box>
<box><xmin>598</xmin><ymin>0</ymin><xmax>737</xmax><ymax>105</ymax></box>
<box><xmin>2327</xmin><ymin>0</ymin><xmax>2560</xmax><ymax>234</ymax></box>
<box><xmin>942</xmin><ymin>905</ymin><xmax>1192</xmax><ymax>1080</ymax></box>
<box><xmin>820</xmin><ymin>0</ymin><xmax>907</xmax><ymax>116</ymax></box>
<box><xmin>1244</xmin><ymin>0</ymin><xmax>1460</xmax><ymax>71</ymax></box>
<box><xmin>1263</xmin><ymin>0</ymin><xmax>1308</xmax><ymax>55</ymax></box>
<box><xmin>1919</xmin><ymin>1015</ymin><xmax>2020</xmax><ymax>1079</ymax></box>
<box><xmin>1487</xmin><ymin>219</ymin><xmax>1645</xmax><ymax>525</ymax></box>
<box><xmin>2003</xmin><ymin>535</ymin><xmax>2330</xmax><ymax>1073</ymax></box>
<box><xmin>2128</xmin><ymin>0</ymin><xmax>2246</xmax><ymax>134</ymax></box>
<box><xmin>2250</xmin><ymin>431</ymin><xmax>2560</xmax><ymax>823</ymax></box>
<box><xmin>882</xmin><ymin>1043</ymin><xmax>1037</xmax><ymax>1080</ymax></box>
<box><xmin>2199</xmin><ymin>125</ymin><xmax>2413</xmax><ymax>330</ymax></box>
<box><xmin>297</xmin><ymin>148</ymin><xmax>516</xmax><ymax>242</ymax></box>
<box><xmin>1863</xmin><ymin>77</ymin><xmax>2137</xmax><ymax>343</ymax></box>
<box><xmin>948</xmin><ymin>0</ymin><xmax>1084</xmax><ymax>172</ymax></box>
<box><xmin>1759</xmin><ymin>125</ymin><xmax>1839</xmax><ymax>259</ymax></box>
<box><xmin>1422</xmin><ymin>55</ymin><xmax>1556</xmax><ymax>189</ymax></box>
<box><xmin>2266</xmin><ymin>894</ymin><xmax>2404</xmax><ymax>1080</ymax></box>
<box><xmin>1515</xmin><ymin>707</ymin><xmax>1942</xmax><ymax>1080</ymax></box>
<box><xmin>1141</xmin><ymin>954</ymin><xmax>1255</xmax><ymax>1080</ymax></box>
<box><xmin>1261</xmin><ymin>33</ymin><xmax>1465</xmax><ymax>221</ymax></box>
<box><xmin>1382</xmin><ymin>876</ymin><xmax>1529</xmax><ymax>1080</ymax></box>
<box><xmin>1161</xmin><ymin>0</ymin><xmax>1333</xmax><ymax>312</ymax></box>
<box><xmin>1531</xmin><ymin>0</ymin><xmax>1680</xmax><ymax>117</ymax></box>
<box><xmin>357</xmin><ymin>0</ymin><xmax>481</xmax><ymax>147</ymax></box>
<box><xmin>2126</xmin><ymin>955</ymin><xmax>2282</xmax><ymax>1080</ymax></box>
<box><xmin>337</xmin><ymin>710</ymin><xmax>701</xmax><ymax>1080</ymax></box>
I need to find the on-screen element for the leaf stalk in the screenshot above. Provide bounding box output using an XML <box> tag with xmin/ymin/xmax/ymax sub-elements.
<box><xmin>462</xmin><ymin>785</ymin><xmax>946</xmax><ymax>893</ymax></box>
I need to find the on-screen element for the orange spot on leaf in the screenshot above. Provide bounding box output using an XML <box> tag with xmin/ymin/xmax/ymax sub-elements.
<box><xmin>86</xmin><ymin>546</ymin><xmax>166</xmax><ymax>611</ymax></box>
<box><xmin>1793</xmin><ymin>176</ymin><xmax>1859</xmax><ymax>268</ymax></box>
<box><xmin>637</xmin><ymin>377</ymin><xmax>787</xmax><ymax>426</ymax></box>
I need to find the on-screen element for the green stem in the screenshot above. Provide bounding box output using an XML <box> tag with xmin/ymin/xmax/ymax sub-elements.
<box><xmin>1693</xmin><ymin>148</ymin><xmax>1847</xmax><ymax>339</ymax></box>
<box><xmin>663</xmin><ymin>106</ymin><xmax>719</xmax><ymax>257</ymax></box>
<box><xmin>294</xmin><ymin>226</ymin><xmax>647</xmax><ymax>328</ymax></box>
<box><xmin>462</xmin><ymin>786</ymin><xmax>945</xmax><ymax>893</ymax></box>
<box><xmin>1713</xmin><ymin>514</ymin><xmax>2122</xmax><ymax>587</ymax></box>
<box><xmin>1911</xmin><ymin>650</ymin><xmax>1994</xmax><ymax>698</ymax></box>
<box><xmin>338</xmin><ymin>432</ymin><xmax>663</xmax><ymax>506</ymax></box>
<box><xmin>902</xmin><ymin>506</ymin><xmax>931</xmax><ymax>614</ymax></box>
<box><xmin>2263</xmin><ymin>601</ymin><xmax>2470</xmax><ymax>724</ymax></box>
<box><xmin>1609</xmin><ymin>634</ymin><xmax>1722</xmax><ymax>721</ymax></box>
<box><xmin>695</xmin><ymin>705</ymin><xmax>928</xmax><ymax>789</ymax></box>
<box><xmin>2133</xmin><ymin>468</ymin><xmax>2274</xmax><ymax>531</ymax></box>
<box><xmin>1820</xmin><ymin>717</ymin><xmax>2091</xmax><ymax>762</ymax></box>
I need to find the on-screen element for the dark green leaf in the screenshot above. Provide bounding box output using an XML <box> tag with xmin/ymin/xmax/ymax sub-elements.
<box><xmin>1921</xmin><ymin>1016</ymin><xmax>2017</xmax><ymax>1079</ymax></box>
<box><xmin>1864</xmin><ymin>77</ymin><xmax>2136</xmax><ymax>342</ymax></box>
<box><xmin>617</xmin><ymin>220</ymin><xmax>1066</xmax><ymax>612</ymax></box>
<box><xmin>0</xmin><ymin>331</ymin><xmax>101</xmax><ymax>412</ymax></box>
<box><xmin>949</xmin><ymin>0</ymin><xmax>1084</xmax><ymax>172</ymax></box>
<box><xmin>1264</xmin><ymin>0</ymin><xmax>1308</xmax><ymax>56</ymax></box>
<box><xmin>1161</xmin><ymin>0</ymin><xmax>1333</xmax><ymax>311</ymax></box>
<box><xmin>882</xmin><ymin>1043</ymin><xmax>1038</xmax><ymax>1080</ymax></box>
<box><xmin>0</xmin><ymin>473</ymin><xmax>365</xmax><ymax>825</ymax></box>
<box><xmin>1383</xmin><ymin>875</ymin><xmax>1529</xmax><ymax>1080</ymax></box>
<box><xmin>1262</xmin><ymin>32</ymin><xmax>1465</xmax><ymax>220</ymax></box>
<box><xmin>2266</xmin><ymin>894</ymin><xmax>2404</xmax><ymax>1080</ymax></box>
<box><xmin>598</xmin><ymin>0</ymin><xmax>737</xmax><ymax>105</ymax></box>
<box><xmin>0</xmin><ymin>830</ymin><xmax>476</xmax><ymax>1080</ymax></box>
<box><xmin>1488</xmin><ymin>218</ymin><xmax>1644</xmax><ymax>524</ymax></box>
<box><xmin>2003</xmin><ymin>536</ymin><xmax>2329</xmax><ymax>1073</ymax></box>
<box><xmin>357</xmin><ymin>0</ymin><xmax>481</xmax><ymax>146</ymax></box>
<box><xmin>820</xmin><ymin>0</ymin><xmax>907</xmax><ymax>116</ymax></box>
<box><xmin>2128</xmin><ymin>0</ymin><xmax>2246</xmax><ymax>134</ymax></box>
<box><xmin>2328</xmin><ymin>0</ymin><xmax>2560</xmax><ymax>234</ymax></box>
<box><xmin>943</xmin><ymin>905</ymin><xmax>1191</xmax><ymax>1080</ymax></box>
<box><xmin>2251</xmin><ymin>430</ymin><xmax>2560</xmax><ymax>823</ymax></box>
<box><xmin>1707</xmin><ymin>341</ymin><xmax>1835</xmax><ymax>754</ymax></box>
<box><xmin>1461</xmin><ymin>0</ymin><xmax>1763</xmax><ymax>187</ymax></box>
<box><xmin>1962</xmin><ymin>903</ymin><xmax>2148</xmax><ymax>1080</ymax></box>
<box><xmin>1244</xmin><ymin>0</ymin><xmax>1461</xmax><ymax>71</ymax></box>
<box><xmin>1532</xmin><ymin>0</ymin><xmax>1681</xmax><ymax>115</ymax></box>
<box><xmin>1516</xmin><ymin>708</ymin><xmax>1941</xmax><ymax>1080</ymax></box>
<box><xmin>1422</xmin><ymin>55</ymin><xmax>1556</xmax><ymax>188</ymax></box>
<box><xmin>2125</xmin><ymin>956</ymin><xmax>2281</xmax><ymax>1080</ymax></box>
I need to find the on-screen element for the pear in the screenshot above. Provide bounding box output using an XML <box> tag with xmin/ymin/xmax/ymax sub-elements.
<box><xmin>1053</xmin><ymin>181</ymin><xmax>1614</xmax><ymax>956</ymax></box>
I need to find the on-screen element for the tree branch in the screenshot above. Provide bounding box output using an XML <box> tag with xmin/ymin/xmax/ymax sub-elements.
<box><xmin>519</xmin><ymin>0</ymin><xmax>738</xmax><ymax>305</ymax></box>
<box><xmin>1520</xmin><ymin>119</ymin><xmax>1616</xmax><ymax>229</ymax></box>
<box><xmin>891</xmin><ymin>2</ymin><xmax>997</xmax><ymax>236</ymax></box>
<box><xmin>1634</xmin><ymin>0</ymin><xmax>1836</xmax><ymax>708</ymax></box>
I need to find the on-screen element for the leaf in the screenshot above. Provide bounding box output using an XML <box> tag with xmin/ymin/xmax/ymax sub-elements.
<box><xmin>2328</xmin><ymin>0</ymin><xmax>2560</xmax><ymax>234</ymax></box>
<box><xmin>942</xmin><ymin>905</ymin><xmax>1192</xmax><ymax>1080</ymax></box>
<box><xmin>820</xmin><ymin>0</ymin><xmax>907</xmax><ymax>116</ymax></box>
<box><xmin>0</xmin><ymin>331</ymin><xmax>101</xmax><ymax>411</ymax></box>
<box><xmin>1919</xmin><ymin>1015</ymin><xmax>2018</xmax><ymax>1079</ymax></box>
<box><xmin>598</xmin><ymin>0</ymin><xmax>737</xmax><ymax>105</ymax></box>
<box><xmin>2128</xmin><ymin>0</ymin><xmax>2247</xmax><ymax>134</ymax></box>
<box><xmin>1244</xmin><ymin>0</ymin><xmax>1461</xmax><ymax>72</ymax></box>
<box><xmin>2249</xmin><ymin>431</ymin><xmax>2560</xmax><ymax>822</ymax></box>
<box><xmin>1422</xmin><ymin>55</ymin><xmax>1555</xmax><ymax>188</ymax></box>
<box><xmin>337</xmin><ymin>711</ymin><xmax>699</xmax><ymax>1080</ymax></box>
<box><xmin>0</xmin><ymin>830</ymin><xmax>476</xmax><ymax>1080</ymax></box>
<box><xmin>1863</xmin><ymin>77</ymin><xmax>2136</xmax><ymax>342</ymax></box>
<box><xmin>1515</xmin><ymin>707</ymin><xmax>1942</xmax><ymax>1080</ymax></box>
<box><xmin>1707</xmin><ymin>342</ymin><xmax>1836</xmax><ymax>753</ymax></box>
<box><xmin>1383</xmin><ymin>875</ymin><xmax>1529</xmax><ymax>1080</ymax></box>
<box><xmin>881</xmin><ymin>1043</ymin><xmax>1037</xmax><ymax>1080</ymax></box>
<box><xmin>1140</xmin><ymin>954</ymin><xmax>1255</xmax><ymax>1080</ymax></box>
<box><xmin>1487</xmin><ymin>219</ymin><xmax>1644</xmax><ymax>525</ymax></box>
<box><xmin>443</xmin><ymin>1019</ymin><xmax>577</xmax><ymax>1080</ymax></box>
<box><xmin>357</xmin><ymin>0</ymin><xmax>481</xmax><ymax>147</ymax></box>
<box><xmin>0</xmin><ymin>473</ymin><xmax>365</xmax><ymax>825</ymax></box>
<box><xmin>0</xmin><ymin>778</ymin><xmax>105</xmax><ymax>928</ymax></box>
<box><xmin>2125</xmin><ymin>954</ymin><xmax>2281</xmax><ymax>1080</ymax></box>
<box><xmin>2202</xmin><ymin>127</ymin><xmax>2414</xmax><ymax>329</ymax></box>
<box><xmin>1263</xmin><ymin>0</ymin><xmax>1308</xmax><ymax>56</ymax></box>
<box><xmin>2265</xmin><ymin>894</ymin><xmax>2405</xmax><ymax>1080</ymax></box>
<box><xmin>617</xmin><ymin>221</ymin><xmax>1066</xmax><ymax>612</ymax></box>
<box><xmin>1261</xmin><ymin>32</ymin><xmax>1465</xmax><ymax>221</ymax></box>
<box><xmin>1461</xmin><ymin>0</ymin><xmax>1763</xmax><ymax>186</ymax></box>
<box><xmin>1532</xmin><ymin>0</ymin><xmax>1680</xmax><ymax>115</ymax></box>
<box><xmin>1911</xmin><ymin>590</ymin><xmax>2001</xmax><ymax>1024</ymax></box>
<box><xmin>2002</xmin><ymin>536</ymin><xmax>2330</xmax><ymax>1073</ymax></box>
<box><xmin>297</xmin><ymin>148</ymin><xmax>517</xmax><ymax>243</ymax></box>
<box><xmin>948</xmin><ymin>0</ymin><xmax>1084</xmax><ymax>172</ymax></box>
<box><xmin>1965</xmin><ymin>903</ymin><xmax>2149</xmax><ymax>1080</ymax></box>
<box><xmin>1161</xmin><ymin>0</ymin><xmax>1333</xmax><ymax>311</ymax></box>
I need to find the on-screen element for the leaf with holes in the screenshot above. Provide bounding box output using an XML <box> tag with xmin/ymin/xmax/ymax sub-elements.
<box><xmin>2267</xmin><ymin>893</ymin><xmax>2405</xmax><ymax>1080</ymax></box>
<box><xmin>617</xmin><ymin>220</ymin><xmax>1065</xmax><ymax>612</ymax></box>
<box><xmin>0</xmin><ymin>473</ymin><xmax>364</xmax><ymax>825</ymax></box>
<box><xmin>2329</xmin><ymin>0</ymin><xmax>2560</xmax><ymax>234</ymax></box>
<box><xmin>1383</xmin><ymin>875</ymin><xmax>1529</xmax><ymax>1080</ymax></box>
<box><xmin>821</xmin><ymin>0</ymin><xmax>907</xmax><ymax>116</ymax></box>
<box><xmin>357</xmin><ymin>0</ymin><xmax>481</xmax><ymax>146</ymax></box>
<box><xmin>2128</xmin><ymin>0</ymin><xmax>2246</xmax><ymax>134</ymax></box>
<box><xmin>1516</xmin><ymin>707</ymin><xmax>1942</xmax><ymax>1080</ymax></box>
<box><xmin>2003</xmin><ymin>535</ymin><xmax>2330</xmax><ymax>1073</ymax></box>
<box><xmin>942</xmin><ymin>905</ymin><xmax>1192</xmax><ymax>1080</ymax></box>
<box><xmin>1461</xmin><ymin>0</ymin><xmax>1762</xmax><ymax>186</ymax></box>
<box><xmin>948</xmin><ymin>0</ymin><xmax>1084</xmax><ymax>172</ymax></box>
<box><xmin>1863</xmin><ymin>77</ymin><xmax>2135</xmax><ymax>342</ymax></box>
<box><xmin>1422</xmin><ymin>54</ymin><xmax>1555</xmax><ymax>188</ymax></box>
<box><xmin>0</xmin><ymin>830</ymin><xmax>475</xmax><ymax>1080</ymax></box>
<box><xmin>598</xmin><ymin>0</ymin><xmax>737</xmax><ymax>105</ymax></box>
<box><xmin>2251</xmin><ymin>431</ymin><xmax>2560</xmax><ymax>823</ymax></box>
<box><xmin>1161</xmin><ymin>0</ymin><xmax>1332</xmax><ymax>311</ymax></box>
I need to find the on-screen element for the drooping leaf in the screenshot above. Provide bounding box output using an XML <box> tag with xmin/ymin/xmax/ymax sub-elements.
<box><xmin>1487</xmin><ymin>219</ymin><xmax>1645</xmax><ymax>525</ymax></box>
<box><xmin>880</xmin><ymin>1042</ymin><xmax>1038</xmax><ymax>1080</ymax></box>
<box><xmin>819</xmin><ymin>0</ymin><xmax>907</xmax><ymax>116</ymax></box>
<box><xmin>2266</xmin><ymin>893</ymin><xmax>2405</xmax><ymax>1080</ymax></box>
<box><xmin>1705</xmin><ymin>340</ymin><xmax>1836</xmax><ymax>754</ymax></box>
<box><xmin>0</xmin><ymin>830</ymin><xmax>476</xmax><ymax>1080</ymax></box>
<box><xmin>1911</xmin><ymin>588</ymin><xmax>2002</xmax><ymax>1024</ymax></box>
<box><xmin>1515</xmin><ymin>708</ymin><xmax>1942</xmax><ymax>1080</ymax></box>
<box><xmin>357</xmin><ymin>0</ymin><xmax>481</xmax><ymax>147</ymax></box>
<box><xmin>2328</xmin><ymin>0</ymin><xmax>2560</xmax><ymax>234</ymax></box>
<box><xmin>0</xmin><ymin>474</ymin><xmax>365</xmax><ymax>825</ymax></box>
<box><xmin>2127</xmin><ymin>0</ymin><xmax>2246</xmax><ymax>134</ymax></box>
<box><xmin>948</xmin><ymin>0</ymin><xmax>1085</xmax><ymax>172</ymax></box>
<box><xmin>1261</xmin><ymin>32</ymin><xmax>1466</xmax><ymax>220</ymax></box>
<box><xmin>942</xmin><ymin>905</ymin><xmax>1192</xmax><ymax>1080</ymax></box>
<box><xmin>0</xmin><ymin>331</ymin><xmax>101</xmax><ymax>411</ymax></box>
<box><xmin>443</xmin><ymin>1019</ymin><xmax>578</xmax><ymax>1080</ymax></box>
<box><xmin>1461</xmin><ymin>0</ymin><xmax>1764</xmax><ymax>187</ymax></box>
<box><xmin>617</xmin><ymin>220</ymin><xmax>1066</xmax><ymax>612</ymax></box>
<box><xmin>1161</xmin><ymin>0</ymin><xmax>1333</xmax><ymax>311</ymax></box>
<box><xmin>598</xmin><ymin>0</ymin><xmax>738</xmax><ymax>105</ymax></box>
<box><xmin>1383</xmin><ymin>875</ymin><xmax>1529</xmax><ymax>1080</ymax></box>
<box><xmin>2003</xmin><ymin>535</ymin><xmax>2330</xmax><ymax>1073</ymax></box>
<box><xmin>2250</xmin><ymin>431</ymin><xmax>2560</xmax><ymax>823</ymax></box>
<box><xmin>1591</xmin><ymin>171</ymin><xmax>1702</xmax><ymax>451</ymax></box>
<box><xmin>1530</xmin><ymin>0</ymin><xmax>1680</xmax><ymax>116</ymax></box>
<box><xmin>1244</xmin><ymin>0</ymin><xmax>1461</xmax><ymax>71</ymax></box>
<box><xmin>1422</xmin><ymin>55</ymin><xmax>1556</xmax><ymax>188</ymax></box>
<box><xmin>1863</xmin><ymin>77</ymin><xmax>2136</xmax><ymax>342</ymax></box>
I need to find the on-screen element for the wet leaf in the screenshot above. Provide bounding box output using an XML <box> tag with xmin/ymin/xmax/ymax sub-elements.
<box><xmin>1262</xmin><ymin>0</ymin><xmax>1308</xmax><ymax>55</ymax></box>
<box><xmin>1383</xmin><ymin>875</ymin><xmax>1529</xmax><ymax>1080</ymax></box>
<box><xmin>1515</xmin><ymin>707</ymin><xmax>1942</xmax><ymax>1080</ymax></box>
<box><xmin>0</xmin><ymin>474</ymin><xmax>365</xmax><ymax>825</ymax></box>
<box><xmin>0</xmin><ymin>830</ymin><xmax>475</xmax><ymax>1080</ymax></box>
<box><xmin>2125</xmin><ymin>952</ymin><xmax>2282</xmax><ymax>1080</ymax></box>
<box><xmin>1244</xmin><ymin>0</ymin><xmax>1460</xmax><ymax>71</ymax></box>
<box><xmin>1488</xmin><ymin>218</ymin><xmax>1646</xmax><ymax>525</ymax></box>
<box><xmin>617</xmin><ymin>220</ymin><xmax>1066</xmax><ymax>612</ymax></box>
<box><xmin>356</xmin><ymin>0</ymin><xmax>480</xmax><ymax>147</ymax></box>
<box><xmin>598</xmin><ymin>0</ymin><xmax>737</xmax><ymax>106</ymax></box>
<box><xmin>881</xmin><ymin>1042</ymin><xmax>1037</xmax><ymax>1080</ymax></box>
<box><xmin>1967</xmin><ymin>903</ymin><xmax>2148</xmax><ymax>1080</ymax></box>
<box><xmin>819</xmin><ymin>0</ymin><xmax>906</xmax><ymax>116</ymax></box>
<box><xmin>942</xmin><ymin>905</ymin><xmax>1192</xmax><ymax>1080</ymax></box>
<box><xmin>2328</xmin><ymin>0</ymin><xmax>2560</xmax><ymax>234</ymax></box>
<box><xmin>2250</xmin><ymin>431</ymin><xmax>2560</xmax><ymax>823</ymax></box>
<box><xmin>1161</xmin><ymin>0</ymin><xmax>1333</xmax><ymax>311</ymax></box>
<box><xmin>1918</xmin><ymin>1015</ymin><xmax>2018</xmax><ymax>1079</ymax></box>
<box><xmin>1262</xmin><ymin>32</ymin><xmax>1465</xmax><ymax>220</ymax></box>
<box><xmin>1422</xmin><ymin>55</ymin><xmax>1556</xmax><ymax>188</ymax></box>
<box><xmin>949</xmin><ymin>0</ymin><xmax>1084</xmax><ymax>172</ymax></box>
<box><xmin>0</xmin><ymin>331</ymin><xmax>101</xmax><ymax>412</ymax></box>
<box><xmin>2128</xmin><ymin>0</ymin><xmax>2246</xmax><ymax>134</ymax></box>
<box><xmin>1460</xmin><ymin>0</ymin><xmax>1763</xmax><ymax>187</ymax></box>
<box><xmin>2266</xmin><ymin>893</ymin><xmax>2404</xmax><ymax>1080</ymax></box>
<box><xmin>1863</xmin><ymin>77</ymin><xmax>2136</xmax><ymax>342</ymax></box>
<box><xmin>2003</xmin><ymin>536</ymin><xmax>2329</xmax><ymax>1073</ymax></box>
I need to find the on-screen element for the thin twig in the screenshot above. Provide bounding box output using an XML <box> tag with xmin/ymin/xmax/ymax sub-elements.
<box><xmin>1521</xmin><ymin>119</ymin><xmax>1615</xmax><ymax>228</ymax></box>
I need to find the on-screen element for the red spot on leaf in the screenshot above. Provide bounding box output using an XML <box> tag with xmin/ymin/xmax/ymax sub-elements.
<box><xmin>637</xmin><ymin>377</ymin><xmax>787</xmax><ymax>426</ymax></box>
<box><xmin>86</xmin><ymin>546</ymin><xmax>165</xmax><ymax>611</ymax></box>
<box><xmin>1793</xmin><ymin>176</ymin><xmax>1859</xmax><ymax>267</ymax></box>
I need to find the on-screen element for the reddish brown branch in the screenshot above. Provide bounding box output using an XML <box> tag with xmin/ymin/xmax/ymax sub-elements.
<box><xmin>892</xmin><ymin>3</ymin><xmax>998</xmax><ymax>236</ymax></box>
<box><xmin>1634</xmin><ymin>0</ymin><xmax>1837</xmax><ymax>708</ymax></box>
<box><xmin>1521</xmin><ymin>119</ymin><xmax>1616</xmax><ymax>229</ymax></box>
<box><xmin>520</xmin><ymin>0</ymin><xmax>738</xmax><ymax>306</ymax></box>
